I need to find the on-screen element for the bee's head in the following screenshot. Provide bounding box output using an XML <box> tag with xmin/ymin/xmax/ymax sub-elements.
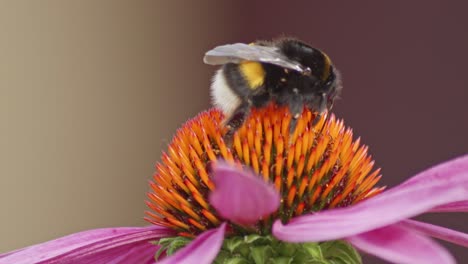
<box><xmin>280</xmin><ymin>39</ymin><xmax>341</xmax><ymax>110</ymax></box>
<box><xmin>280</xmin><ymin>39</ymin><xmax>328</xmax><ymax>79</ymax></box>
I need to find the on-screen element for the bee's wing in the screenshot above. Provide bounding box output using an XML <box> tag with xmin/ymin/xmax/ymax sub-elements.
<box><xmin>204</xmin><ymin>43</ymin><xmax>305</xmax><ymax>73</ymax></box>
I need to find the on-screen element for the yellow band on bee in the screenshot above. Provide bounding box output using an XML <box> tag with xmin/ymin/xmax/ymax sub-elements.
<box><xmin>239</xmin><ymin>61</ymin><xmax>265</xmax><ymax>89</ymax></box>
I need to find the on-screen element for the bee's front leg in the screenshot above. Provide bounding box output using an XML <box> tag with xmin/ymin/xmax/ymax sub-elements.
<box><xmin>288</xmin><ymin>89</ymin><xmax>304</xmax><ymax>135</ymax></box>
<box><xmin>223</xmin><ymin>101</ymin><xmax>250</xmax><ymax>145</ymax></box>
<box><xmin>306</xmin><ymin>93</ymin><xmax>327</xmax><ymax>126</ymax></box>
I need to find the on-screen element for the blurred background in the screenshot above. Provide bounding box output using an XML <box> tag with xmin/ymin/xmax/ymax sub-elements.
<box><xmin>1</xmin><ymin>1</ymin><xmax>467</xmax><ymax>263</ymax></box>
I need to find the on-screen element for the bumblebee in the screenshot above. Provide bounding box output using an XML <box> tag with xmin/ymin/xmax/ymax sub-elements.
<box><xmin>204</xmin><ymin>38</ymin><xmax>342</xmax><ymax>140</ymax></box>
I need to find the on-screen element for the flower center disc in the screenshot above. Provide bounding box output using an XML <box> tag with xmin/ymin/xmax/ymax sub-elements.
<box><xmin>146</xmin><ymin>104</ymin><xmax>384</xmax><ymax>237</ymax></box>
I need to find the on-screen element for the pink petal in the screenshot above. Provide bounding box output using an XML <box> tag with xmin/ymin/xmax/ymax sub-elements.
<box><xmin>401</xmin><ymin>219</ymin><xmax>468</xmax><ymax>247</ymax></box>
<box><xmin>431</xmin><ymin>200</ymin><xmax>468</xmax><ymax>212</ymax></box>
<box><xmin>209</xmin><ymin>161</ymin><xmax>280</xmax><ymax>225</ymax></box>
<box><xmin>157</xmin><ymin>223</ymin><xmax>226</xmax><ymax>264</ymax></box>
<box><xmin>273</xmin><ymin>155</ymin><xmax>468</xmax><ymax>242</ymax></box>
<box><xmin>401</xmin><ymin>155</ymin><xmax>468</xmax><ymax>186</ymax></box>
<box><xmin>0</xmin><ymin>225</ymin><xmax>173</xmax><ymax>264</ymax></box>
<box><xmin>347</xmin><ymin>224</ymin><xmax>455</xmax><ymax>264</ymax></box>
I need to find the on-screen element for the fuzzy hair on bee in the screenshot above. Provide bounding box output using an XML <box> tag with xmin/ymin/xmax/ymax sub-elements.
<box><xmin>204</xmin><ymin>38</ymin><xmax>342</xmax><ymax>141</ymax></box>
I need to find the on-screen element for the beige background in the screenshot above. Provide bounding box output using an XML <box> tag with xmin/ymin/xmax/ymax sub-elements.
<box><xmin>1</xmin><ymin>1</ymin><xmax>467</xmax><ymax>263</ymax></box>
<box><xmin>0</xmin><ymin>1</ymin><xmax>235</xmax><ymax>252</ymax></box>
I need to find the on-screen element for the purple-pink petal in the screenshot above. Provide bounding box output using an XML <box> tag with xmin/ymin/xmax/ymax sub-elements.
<box><xmin>401</xmin><ymin>220</ymin><xmax>468</xmax><ymax>247</ymax></box>
<box><xmin>209</xmin><ymin>161</ymin><xmax>280</xmax><ymax>225</ymax></box>
<box><xmin>401</xmin><ymin>155</ymin><xmax>468</xmax><ymax>186</ymax></box>
<box><xmin>347</xmin><ymin>224</ymin><xmax>455</xmax><ymax>264</ymax></box>
<box><xmin>273</xmin><ymin>155</ymin><xmax>468</xmax><ymax>242</ymax></box>
<box><xmin>0</xmin><ymin>225</ymin><xmax>174</xmax><ymax>264</ymax></box>
<box><xmin>157</xmin><ymin>223</ymin><xmax>226</xmax><ymax>264</ymax></box>
<box><xmin>431</xmin><ymin>200</ymin><xmax>468</xmax><ymax>212</ymax></box>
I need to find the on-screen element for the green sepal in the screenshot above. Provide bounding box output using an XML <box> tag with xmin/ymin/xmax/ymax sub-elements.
<box><xmin>153</xmin><ymin>235</ymin><xmax>362</xmax><ymax>264</ymax></box>
<box><xmin>217</xmin><ymin>236</ymin><xmax>362</xmax><ymax>264</ymax></box>
<box><xmin>276</xmin><ymin>241</ymin><xmax>297</xmax><ymax>257</ymax></box>
<box><xmin>302</xmin><ymin>242</ymin><xmax>324</xmax><ymax>259</ymax></box>
<box><xmin>244</xmin><ymin>234</ymin><xmax>273</xmax><ymax>244</ymax></box>
<box><xmin>321</xmin><ymin>241</ymin><xmax>362</xmax><ymax>264</ymax></box>
<box><xmin>223</xmin><ymin>257</ymin><xmax>251</xmax><ymax>264</ymax></box>
<box><xmin>250</xmin><ymin>245</ymin><xmax>274</xmax><ymax>264</ymax></box>
<box><xmin>268</xmin><ymin>257</ymin><xmax>294</xmax><ymax>264</ymax></box>
<box><xmin>225</xmin><ymin>236</ymin><xmax>245</xmax><ymax>252</ymax></box>
<box><xmin>153</xmin><ymin>236</ymin><xmax>191</xmax><ymax>261</ymax></box>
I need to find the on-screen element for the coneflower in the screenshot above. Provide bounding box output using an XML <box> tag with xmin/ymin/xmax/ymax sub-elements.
<box><xmin>1</xmin><ymin>105</ymin><xmax>467</xmax><ymax>264</ymax></box>
<box><xmin>146</xmin><ymin>105</ymin><xmax>383</xmax><ymax>238</ymax></box>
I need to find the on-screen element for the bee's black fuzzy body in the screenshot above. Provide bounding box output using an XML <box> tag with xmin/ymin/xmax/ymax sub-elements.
<box><xmin>205</xmin><ymin>38</ymin><xmax>341</xmax><ymax>140</ymax></box>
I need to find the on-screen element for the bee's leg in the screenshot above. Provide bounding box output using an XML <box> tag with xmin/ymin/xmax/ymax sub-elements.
<box><xmin>288</xmin><ymin>91</ymin><xmax>304</xmax><ymax>135</ymax></box>
<box><xmin>311</xmin><ymin>93</ymin><xmax>327</xmax><ymax>126</ymax></box>
<box><xmin>223</xmin><ymin>102</ymin><xmax>250</xmax><ymax>145</ymax></box>
<box><xmin>312</xmin><ymin>112</ymin><xmax>323</xmax><ymax>126</ymax></box>
<box><xmin>318</xmin><ymin>93</ymin><xmax>327</xmax><ymax>112</ymax></box>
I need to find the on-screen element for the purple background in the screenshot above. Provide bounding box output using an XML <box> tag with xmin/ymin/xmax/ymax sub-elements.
<box><xmin>222</xmin><ymin>1</ymin><xmax>468</xmax><ymax>262</ymax></box>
